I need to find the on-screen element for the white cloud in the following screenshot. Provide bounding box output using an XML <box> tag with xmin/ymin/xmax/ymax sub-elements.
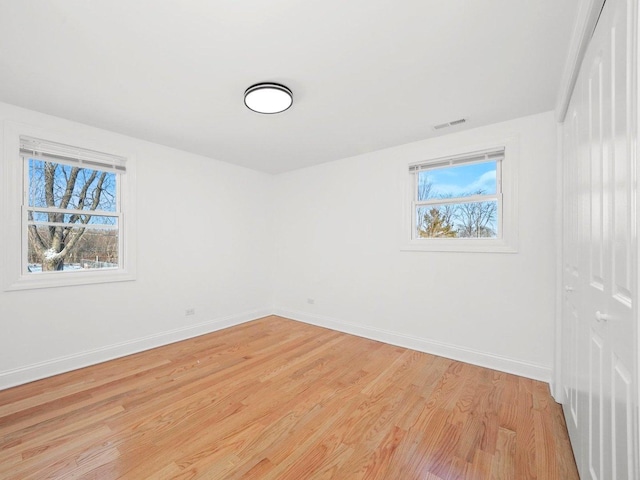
<box><xmin>431</xmin><ymin>170</ymin><xmax>496</xmax><ymax>197</ymax></box>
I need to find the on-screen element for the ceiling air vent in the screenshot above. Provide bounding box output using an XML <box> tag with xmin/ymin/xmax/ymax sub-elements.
<box><xmin>432</xmin><ymin>118</ymin><xmax>467</xmax><ymax>130</ymax></box>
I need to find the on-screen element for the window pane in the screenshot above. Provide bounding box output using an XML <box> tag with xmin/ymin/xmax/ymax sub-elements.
<box><xmin>27</xmin><ymin>226</ymin><xmax>119</xmax><ymax>273</ymax></box>
<box><xmin>416</xmin><ymin>205</ymin><xmax>458</xmax><ymax>238</ymax></box>
<box><xmin>416</xmin><ymin>200</ymin><xmax>498</xmax><ymax>238</ymax></box>
<box><xmin>417</xmin><ymin>160</ymin><xmax>497</xmax><ymax>200</ymax></box>
<box><xmin>26</xmin><ymin>158</ymin><xmax>120</xmax><ymax>274</ymax></box>
<box><xmin>28</xmin><ymin>159</ymin><xmax>117</xmax><ymax>212</ymax></box>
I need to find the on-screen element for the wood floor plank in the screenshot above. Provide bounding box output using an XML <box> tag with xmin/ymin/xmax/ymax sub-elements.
<box><xmin>0</xmin><ymin>316</ymin><xmax>579</xmax><ymax>479</ymax></box>
<box><xmin>490</xmin><ymin>427</ymin><xmax>516</xmax><ymax>479</ymax></box>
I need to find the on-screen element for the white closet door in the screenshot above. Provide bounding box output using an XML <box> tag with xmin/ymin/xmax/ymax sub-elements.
<box><xmin>561</xmin><ymin>0</ymin><xmax>638</xmax><ymax>478</ymax></box>
<box><xmin>561</xmin><ymin>85</ymin><xmax>585</xmax><ymax>473</ymax></box>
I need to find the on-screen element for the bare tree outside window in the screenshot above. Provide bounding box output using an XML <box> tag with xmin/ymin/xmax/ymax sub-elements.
<box><xmin>455</xmin><ymin>197</ymin><xmax>498</xmax><ymax>238</ymax></box>
<box><xmin>27</xmin><ymin>159</ymin><xmax>119</xmax><ymax>272</ymax></box>
<box><xmin>413</xmin><ymin>158</ymin><xmax>500</xmax><ymax>239</ymax></box>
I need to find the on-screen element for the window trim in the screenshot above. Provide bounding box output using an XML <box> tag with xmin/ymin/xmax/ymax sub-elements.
<box><xmin>401</xmin><ymin>137</ymin><xmax>518</xmax><ymax>253</ymax></box>
<box><xmin>2</xmin><ymin>121</ymin><xmax>137</xmax><ymax>290</ymax></box>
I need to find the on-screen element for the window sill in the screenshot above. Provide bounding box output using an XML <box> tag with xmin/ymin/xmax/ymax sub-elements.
<box><xmin>401</xmin><ymin>238</ymin><xmax>517</xmax><ymax>254</ymax></box>
<box><xmin>4</xmin><ymin>269</ymin><xmax>136</xmax><ymax>291</ymax></box>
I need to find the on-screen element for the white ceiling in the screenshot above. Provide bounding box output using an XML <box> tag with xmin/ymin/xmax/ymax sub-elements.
<box><xmin>0</xmin><ymin>0</ymin><xmax>579</xmax><ymax>174</ymax></box>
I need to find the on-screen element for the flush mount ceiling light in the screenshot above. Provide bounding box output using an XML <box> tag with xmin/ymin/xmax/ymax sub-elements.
<box><xmin>244</xmin><ymin>83</ymin><xmax>293</xmax><ymax>114</ymax></box>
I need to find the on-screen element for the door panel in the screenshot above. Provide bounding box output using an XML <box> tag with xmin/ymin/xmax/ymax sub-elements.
<box><xmin>588</xmin><ymin>54</ymin><xmax>606</xmax><ymax>291</ymax></box>
<box><xmin>589</xmin><ymin>331</ymin><xmax>604</xmax><ymax>480</ymax></box>
<box><xmin>570</xmin><ymin>305</ymin><xmax>579</xmax><ymax>426</ymax></box>
<box><xmin>562</xmin><ymin>64</ymin><xmax>588</xmax><ymax>468</ymax></box>
<box><xmin>612</xmin><ymin>357</ymin><xmax>633</xmax><ymax>480</ymax></box>
<box><xmin>611</xmin><ymin>0</ymin><xmax>633</xmax><ymax>306</ymax></box>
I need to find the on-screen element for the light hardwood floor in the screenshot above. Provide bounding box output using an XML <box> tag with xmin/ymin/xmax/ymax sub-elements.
<box><xmin>0</xmin><ymin>316</ymin><xmax>579</xmax><ymax>479</ymax></box>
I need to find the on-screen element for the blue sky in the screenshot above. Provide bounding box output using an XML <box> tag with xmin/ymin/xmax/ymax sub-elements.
<box><xmin>419</xmin><ymin>160</ymin><xmax>497</xmax><ymax>198</ymax></box>
<box><xmin>28</xmin><ymin>159</ymin><xmax>117</xmax><ymax>213</ymax></box>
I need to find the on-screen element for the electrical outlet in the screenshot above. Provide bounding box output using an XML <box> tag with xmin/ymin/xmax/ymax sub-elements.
<box><xmin>307</xmin><ymin>298</ymin><xmax>315</xmax><ymax>305</ymax></box>
<box><xmin>185</xmin><ymin>308</ymin><xmax>195</xmax><ymax>316</ymax></box>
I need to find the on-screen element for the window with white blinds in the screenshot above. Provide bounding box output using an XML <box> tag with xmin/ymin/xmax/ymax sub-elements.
<box><xmin>19</xmin><ymin>136</ymin><xmax>126</xmax><ymax>276</ymax></box>
<box><xmin>403</xmin><ymin>142</ymin><xmax>517</xmax><ymax>253</ymax></box>
<box><xmin>2</xmin><ymin>123</ymin><xmax>137</xmax><ymax>290</ymax></box>
<box><xmin>409</xmin><ymin>148</ymin><xmax>504</xmax><ymax>240</ymax></box>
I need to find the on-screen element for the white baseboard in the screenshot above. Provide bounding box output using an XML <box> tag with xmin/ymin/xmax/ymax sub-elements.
<box><xmin>273</xmin><ymin>308</ymin><xmax>552</xmax><ymax>383</ymax></box>
<box><xmin>0</xmin><ymin>307</ymin><xmax>552</xmax><ymax>391</ymax></box>
<box><xmin>0</xmin><ymin>308</ymin><xmax>271</xmax><ymax>391</ymax></box>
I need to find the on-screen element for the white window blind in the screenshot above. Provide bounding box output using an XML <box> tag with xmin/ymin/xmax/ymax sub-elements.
<box><xmin>19</xmin><ymin>136</ymin><xmax>126</xmax><ymax>174</ymax></box>
<box><xmin>408</xmin><ymin>147</ymin><xmax>504</xmax><ymax>173</ymax></box>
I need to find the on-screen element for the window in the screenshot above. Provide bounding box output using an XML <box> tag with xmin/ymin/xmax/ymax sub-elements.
<box><xmin>403</xmin><ymin>141</ymin><xmax>517</xmax><ymax>253</ymax></box>
<box><xmin>412</xmin><ymin>149</ymin><xmax>502</xmax><ymax>239</ymax></box>
<box><xmin>22</xmin><ymin>136</ymin><xmax>125</xmax><ymax>274</ymax></box>
<box><xmin>2</xmin><ymin>123</ymin><xmax>136</xmax><ymax>290</ymax></box>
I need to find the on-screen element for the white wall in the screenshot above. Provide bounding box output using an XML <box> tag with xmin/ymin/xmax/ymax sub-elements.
<box><xmin>0</xmin><ymin>105</ymin><xmax>559</xmax><ymax>390</ymax></box>
<box><xmin>0</xmin><ymin>102</ymin><xmax>274</xmax><ymax>389</ymax></box>
<box><xmin>272</xmin><ymin>111</ymin><xmax>558</xmax><ymax>381</ymax></box>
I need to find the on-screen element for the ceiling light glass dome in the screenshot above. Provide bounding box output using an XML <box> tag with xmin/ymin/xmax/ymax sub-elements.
<box><xmin>244</xmin><ymin>83</ymin><xmax>293</xmax><ymax>114</ymax></box>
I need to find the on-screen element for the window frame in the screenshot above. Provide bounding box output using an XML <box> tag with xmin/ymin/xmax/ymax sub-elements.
<box><xmin>2</xmin><ymin>121</ymin><xmax>137</xmax><ymax>290</ymax></box>
<box><xmin>401</xmin><ymin>137</ymin><xmax>518</xmax><ymax>253</ymax></box>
